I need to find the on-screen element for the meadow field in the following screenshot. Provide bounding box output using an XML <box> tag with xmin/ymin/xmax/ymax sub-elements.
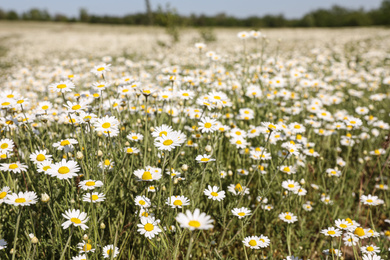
<box><xmin>0</xmin><ymin>22</ymin><xmax>389</xmax><ymax>259</ymax></box>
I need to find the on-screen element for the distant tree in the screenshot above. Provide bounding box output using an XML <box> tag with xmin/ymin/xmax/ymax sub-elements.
<box><xmin>6</xmin><ymin>10</ymin><xmax>19</xmax><ymax>20</ymax></box>
<box><xmin>79</xmin><ymin>8</ymin><xmax>90</xmax><ymax>23</ymax></box>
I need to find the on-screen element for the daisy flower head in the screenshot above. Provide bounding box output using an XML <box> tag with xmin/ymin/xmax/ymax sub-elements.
<box><xmin>261</xmin><ymin>122</ymin><xmax>280</xmax><ymax>132</ymax></box>
<box><xmin>52</xmin><ymin>138</ymin><xmax>78</xmax><ymax>152</ymax></box>
<box><xmin>175</xmin><ymin>208</ymin><xmax>214</xmax><ymax>231</ymax></box>
<box><xmin>37</xmin><ymin>160</ymin><xmax>53</xmax><ymax>174</ymax></box>
<box><xmin>62</xmin><ymin>209</ymin><xmax>89</xmax><ymax>230</ymax></box>
<box><xmin>127</xmin><ymin>133</ymin><xmax>144</xmax><ymax>142</ymax></box>
<box><xmin>92</xmin><ymin>81</ymin><xmax>110</xmax><ymax>91</ymax></box>
<box><xmin>198</xmin><ymin>117</ymin><xmax>218</xmax><ymax>133</ymax></box>
<box><xmin>282</xmin><ymin>180</ymin><xmax>300</xmax><ymax>192</ymax></box>
<box><xmin>151</xmin><ymin>124</ymin><xmax>174</xmax><ymax>138</ymax></box>
<box><xmin>279</xmin><ymin>212</ymin><xmax>298</xmax><ymax>223</ymax></box>
<box><xmin>4</xmin><ymin>191</ymin><xmax>37</xmax><ymax>206</ymax></box>
<box><xmin>137</xmin><ymin>216</ymin><xmax>162</xmax><ymax>239</ymax></box>
<box><xmin>195</xmin><ymin>154</ymin><xmax>215</xmax><ymax>163</ymax></box>
<box><xmin>82</xmin><ymin>192</ymin><xmax>106</xmax><ymax>203</ymax></box>
<box><xmin>282</xmin><ymin>143</ymin><xmax>300</xmax><ymax>156</ymax></box>
<box><xmin>49</xmin><ymin>80</ymin><xmax>75</xmax><ymax>93</ymax></box>
<box><xmin>279</xmin><ymin>165</ymin><xmax>296</xmax><ymax>175</ymax></box>
<box><xmin>0</xmin><ymin>162</ymin><xmax>28</xmax><ymax>174</ymax></box>
<box><xmin>370</xmin><ymin>148</ymin><xmax>385</xmax><ymax>156</ymax></box>
<box><xmin>0</xmin><ymin>138</ymin><xmax>14</xmax><ymax>153</ymax></box>
<box><xmin>102</xmin><ymin>245</ymin><xmax>119</xmax><ymax>259</ymax></box>
<box><xmin>343</xmin><ymin>233</ymin><xmax>358</xmax><ymax>246</ymax></box>
<box><xmin>79</xmin><ymin>179</ymin><xmax>103</xmax><ymax>190</ymax></box>
<box><xmin>47</xmin><ymin>159</ymin><xmax>80</xmax><ymax>180</ymax></box>
<box><xmin>166</xmin><ymin>195</ymin><xmax>190</xmax><ymax>208</ymax></box>
<box><xmin>94</xmin><ymin>116</ymin><xmax>120</xmax><ymax>135</ymax></box>
<box><xmin>124</xmin><ymin>147</ymin><xmax>140</xmax><ymax>154</ymax></box>
<box><xmin>242</xmin><ymin>235</ymin><xmax>270</xmax><ymax>249</ymax></box>
<box><xmin>344</xmin><ymin>116</ymin><xmax>362</xmax><ymax>128</ymax></box>
<box><xmin>321</xmin><ymin>227</ymin><xmax>342</xmax><ymax>237</ymax></box>
<box><xmin>360</xmin><ymin>194</ymin><xmax>380</xmax><ymax>206</ymax></box>
<box><xmin>134</xmin><ymin>167</ymin><xmax>162</xmax><ymax>181</ymax></box>
<box><xmin>135</xmin><ymin>195</ymin><xmax>151</xmax><ymax>208</ymax></box>
<box><xmin>204</xmin><ymin>185</ymin><xmax>225</xmax><ymax>201</ymax></box>
<box><xmin>29</xmin><ymin>150</ymin><xmax>52</xmax><ymax>164</ymax></box>
<box><xmin>77</xmin><ymin>240</ymin><xmax>96</xmax><ymax>253</ymax></box>
<box><xmin>91</xmin><ymin>63</ymin><xmax>111</xmax><ymax>77</ymax></box>
<box><xmin>237</xmin><ymin>31</ymin><xmax>249</xmax><ymax>39</ymax></box>
<box><xmin>232</xmin><ymin>207</ymin><xmax>252</xmax><ymax>219</ymax></box>
<box><xmin>335</xmin><ymin>219</ymin><xmax>352</xmax><ymax>230</ymax></box>
<box><xmin>361</xmin><ymin>244</ymin><xmax>380</xmax><ymax>255</ymax></box>
<box><xmin>154</xmin><ymin>131</ymin><xmax>186</xmax><ymax>151</ymax></box>
<box><xmin>0</xmin><ymin>186</ymin><xmax>11</xmax><ymax>204</ymax></box>
<box><xmin>284</xmin><ymin>256</ymin><xmax>302</xmax><ymax>260</ymax></box>
<box><xmin>228</xmin><ymin>183</ymin><xmax>250</xmax><ymax>196</ymax></box>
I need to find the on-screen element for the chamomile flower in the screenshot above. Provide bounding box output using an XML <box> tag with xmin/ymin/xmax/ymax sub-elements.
<box><xmin>71</xmin><ymin>254</ymin><xmax>88</xmax><ymax>260</ymax></box>
<box><xmin>204</xmin><ymin>185</ymin><xmax>225</xmax><ymax>201</ymax></box>
<box><xmin>282</xmin><ymin>180</ymin><xmax>300</xmax><ymax>192</ymax></box>
<box><xmin>37</xmin><ymin>160</ymin><xmax>53</xmax><ymax>174</ymax></box>
<box><xmin>82</xmin><ymin>192</ymin><xmax>106</xmax><ymax>203</ymax></box>
<box><xmin>232</xmin><ymin>207</ymin><xmax>252</xmax><ymax>219</ymax></box>
<box><xmin>91</xmin><ymin>63</ymin><xmax>111</xmax><ymax>77</ymax></box>
<box><xmin>79</xmin><ymin>180</ymin><xmax>103</xmax><ymax>190</ymax></box>
<box><xmin>360</xmin><ymin>194</ymin><xmax>380</xmax><ymax>206</ymax></box>
<box><xmin>362</xmin><ymin>255</ymin><xmax>382</xmax><ymax>260</ymax></box>
<box><xmin>242</xmin><ymin>235</ymin><xmax>270</xmax><ymax>249</ymax></box>
<box><xmin>52</xmin><ymin>138</ymin><xmax>78</xmax><ymax>152</ymax></box>
<box><xmin>151</xmin><ymin>124</ymin><xmax>173</xmax><ymax>138</ymax></box>
<box><xmin>0</xmin><ymin>138</ymin><xmax>14</xmax><ymax>152</ymax></box>
<box><xmin>166</xmin><ymin>195</ymin><xmax>190</xmax><ymax>208</ymax></box>
<box><xmin>102</xmin><ymin>245</ymin><xmax>119</xmax><ymax>259</ymax></box>
<box><xmin>4</xmin><ymin>191</ymin><xmax>37</xmax><ymax>206</ymax></box>
<box><xmin>94</xmin><ymin>116</ymin><xmax>120</xmax><ymax>134</ymax></box>
<box><xmin>335</xmin><ymin>219</ymin><xmax>352</xmax><ymax>230</ymax></box>
<box><xmin>0</xmin><ymin>162</ymin><xmax>28</xmax><ymax>174</ymax></box>
<box><xmin>228</xmin><ymin>183</ymin><xmax>250</xmax><ymax>195</ymax></box>
<box><xmin>321</xmin><ymin>227</ymin><xmax>342</xmax><ymax>237</ymax></box>
<box><xmin>62</xmin><ymin>209</ymin><xmax>89</xmax><ymax>230</ymax></box>
<box><xmin>154</xmin><ymin>131</ymin><xmax>185</xmax><ymax>151</ymax></box>
<box><xmin>127</xmin><ymin>133</ymin><xmax>144</xmax><ymax>142</ymax></box>
<box><xmin>279</xmin><ymin>212</ymin><xmax>298</xmax><ymax>223</ymax></box>
<box><xmin>135</xmin><ymin>195</ymin><xmax>151</xmax><ymax>208</ymax></box>
<box><xmin>195</xmin><ymin>154</ymin><xmax>215</xmax><ymax>163</ymax></box>
<box><xmin>29</xmin><ymin>150</ymin><xmax>52</xmax><ymax>164</ymax></box>
<box><xmin>137</xmin><ymin>216</ymin><xmax>162</xmax><ymax>239</ymax></box>
<box><xmin>279</xmin><ymin>165</ymin><xmax>296</xmax><ymax>175</ymax></box>
<box><xmin>77</xmin><ymin>240</ymin><xmax>96</xmax><ymax>253</ymax></box>
<box><xmin>49</xmin><ymin>80</ymin><xmax>75</xmax><ymax>93</ymax></box>
<box><xmin>198</xmin><ymin>117</ymin><xmax>218</xmax><ymax>133</ymax></box>
<box><xmin>0</xmin><ymin>186</ymin><xmax>10</xmax><ymax>204</ymax></box>
<box><xmin>322</xmin><ymin>249</ymin><xmax>342</xmax><ymax>257</ymax></box>
<box><xmin>124</xmin><ymin>147</ymin><xmax>140</xmax><ymax>154</ymax></box>
<box><xmin>47</xmin><ymin>159</ymin><xmax>80</xmax><ymax>180</ymax></box>
<box><xmin>134</xmin><ymin>168</ymin><xmax>162</xmax><ymax>181</ymax></box>
<box><xmin>343</xmin><ymin>233</ymin><xmax>358</xmax><ymax>246</ymax></box>
<box><xmin>361</xmin><ymin>244</ymin><xmax>380</xmax><ymax>255</ymax></box>
<box><xmin>175</xmin><ymin>208</ymin><xmax>214</xmax><ymax>230</ymax></box>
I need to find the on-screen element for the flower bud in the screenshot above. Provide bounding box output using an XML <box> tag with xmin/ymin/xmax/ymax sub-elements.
<box><xmin>181</xmin><ymin>164</ymin><xmax>188</xmax><ymax>171</ymax></box>
<box><xmin>41</xmin><ymin>193</ymin><xmax>50</xmax><ymax>203</ymax></box>
<box><xmin>97</xmin><ymin>131</ymin><xmax>103</xmax><ymax>137</ymax></box>
<box><xmin>205</xmin><ymin>145</ymin><xmax>212</xmax><ymax>152</ymax></box>
<box><xmin>83</xmin><ymin>234</ymin><xmax>88</xmax><ymax>241</ymax></box>
<box><xmin>228</xmin><ymin>170</ymin><xmax>233</xmax><ymax>176</ymax></box>
<box><xmin>31</xmin><ymin>237</ymin><xmax>39</xmax><ymax>244</ymax></box>
<box><xmin>100</xmin><ymin>223</ymin><xmax>106</xmax><ymax>229</ymax></box>
<box><xmin>97</xmin><ymin>150</ymin><xmax>103</xmax><ymax>157</ymax></box>
<box><xmin>76</xmin><ymin>151</ymin><xmax>83</xmax><ymax>159</ymax></box>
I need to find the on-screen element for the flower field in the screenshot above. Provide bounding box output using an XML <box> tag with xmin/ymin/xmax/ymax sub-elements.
<box><xmin>0</xmin><ymin>22</ymin><xmax>389</xmax><ymax>259</ymax></box>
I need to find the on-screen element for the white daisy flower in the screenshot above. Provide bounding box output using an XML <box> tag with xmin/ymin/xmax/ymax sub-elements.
<box><xmin>175</xmin><ymin>208</ymin><xmax>214</xmax><ymax>230</ymax></box>
<box><xmin>61</xmin><ymin>209</ymin><xmax>89</xmax><ymax>230</ymax></box>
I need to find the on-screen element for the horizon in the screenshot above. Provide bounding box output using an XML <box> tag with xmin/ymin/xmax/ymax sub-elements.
<box><xmin>0</xmin><ymin>0</ymin><xmax>384</xmax><ymax>19</ymax></box>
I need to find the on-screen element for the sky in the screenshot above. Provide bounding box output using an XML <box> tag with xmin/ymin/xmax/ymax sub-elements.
<box><xmin>1</xmin><ymin>0</ymin><xmax>384</xmax><ymax>19</ymax></box>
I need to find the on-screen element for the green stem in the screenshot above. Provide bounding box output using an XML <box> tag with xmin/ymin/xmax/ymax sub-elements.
<box><xmin>12</xmin><ymin>208</ymin><xmax>22</xmax><ymax>260</ymax></box>
<box><xmin>59</xmin><ymin>226</ymin><xmax>74</xmax><ymax>260</ymax></box>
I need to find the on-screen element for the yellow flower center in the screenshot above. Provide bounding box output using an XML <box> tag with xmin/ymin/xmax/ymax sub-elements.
<box><xmin>91</xmin><ymin>195</ymin><xmax>99</xmax><ymax>201</ymax></box>
<box><xmin>173</xmin><ymin>200</ymin><xmax>182</xmax><ymax>206</ymax></box>
<box><xmin>83</xmin><ymin>243</ymin><xmax>92</xmax><ymax>251</ymax></box>
<box><xmin>0</xmin><ymin>143</ymin><xmax>8</xmax><ymax>149</ymax></box>
<box><xmin>163</xmin><ymin>140</ymin><xmax>173</xmax><ymax>146</ymax></box>
<box><xmin>366</xmin><ymin>246</ymin><xmax>374</xmax><ymax>252</ymax></box>
<box><xmin>294</xmin><ymin>125</ymin><xmax>301</xmax><ymax>129</ymax></box>
<box><xmin>71</xmin><ymin>218</ymin><xmax>82</xmax><ymax>224</ymax></box>
<box><xmin>238</xmin><ymin>212</ymin><xmax>245</xmax><ymax>216</ymax></box>
<box><xmin>204</xmin><ymin>122</ymin><xmax>212</xmax><ymax>128</ymax></box>
<box><xmin>211</xmin><ymin>192</ymin><xmax>218</xmax><ymax>197</ymax></box>
<box><xmin>72</xmin><ymin>105</ymin><xmax>81</xmax><ymax>110</ymax></box>
<box><xmin>1</xmin><ymin>102</ymin><xmax>10</xmax><ymax>106</ymax></box>
<box><xmin>328</xmin><ymin>230</ymin><xmax>336</xmax><ymax>235</ymax></box>
<box><xmin>36</xmin><ymin>154</ymin><xmax>45</xmax><ymax>161</ymax></box>
<box><xmin>58</xmin><ymin>166</ymin><xmax>70</xmax><ymax>174</ymax></box>
<box><xmin>159</xmin><ymin>131</ymin><xmax>168</xmax><ymax>137</ymax></box>
<box><xmin>43</xmin><ymin>166</ymin><xmax>51</xmax><ymax>171</ymax></box>
<box><xmin>139</xmin><ymin>200</ymin><xmax>146</xmax><ymax>205</ymax></box>
<box><xmin>60</xmin><ymin>140</ymin><xmax>71</xmax><ymax>146</ymax></box>
<box><xmin>288</xmin><ymin>184</ymin><xmax>295</xmax><ymax>188</ymax></box>
<box><xmin>374</xmin><ymin>150</ymin><xmax>380</xmax><ymax>155</ymax></box>
<box><xmin>9</xmin><ymin>163</ymin><xmax>18</xmax><ymax>169</ymax></box>
<box><xmin>200</xmin><ymin>158</ymin><xmax>209</xmax><ymax>162</ymax></box>
<box><xmin>126</xmin><ymin>148</ymin><xmax>133</xmax><ymax>153</ymax></box>
<box><xmin>15</xmin><ymin>198</ymin><xmax>26</xmax><ymax>203</ymax></box>
<box><xmin>354</xmin><ymin>227</ymin><xmax>365</xmax><ymax>237</ymax></box>
<box><xmin>188</xmin><ymin>220</ymin><xmax>201</xmax><ymax>228</ymax></box>
<box><xmin>366</xmin><ymin>199</ymin><xmax>373</xmax><ymax>203</ymax></box>
<box><xmin>97</xmin><ymin>67</ymin><xmax>105</xmax><ymax>71</ymax></box>
<box><xmin>235</xmin><ymin>183</ymin><xmax>243</xmax><ymax>192</ymax></box>
<box><xmin>132</xmin><ymin>136</ymin><xmax>138</xmax><ymax>140</ymax></box>
<box><xmin>102</xmin><ymin>122</ymin><xmax>111</xmax><ymax>129</ymax></box>
<box><xmin>142</xmin><ymin>171</ymin><xmax>152</xmax><ymax>180</ymax></box>
<box><xmin>0</xmin><ymin>191</ymin><xmax>7</xmax><ymax>199</ymax></box>
<box><xmin>144</xmin><ymin>223</ymin><xmax>154</xmax><ymax>231</ymax></box>
<box><xmin>340</xmin><ymin>224</ymin><xmax>347</xmax><ymax>228</ymax></box>
<box><xmin>285</xmin><ymin>215</ymin><xmax>292</xmax><ymax>220</ymax></box>
<box><xmin>283</xmin><ymin>167</ymin><xmax>290</xmax><ymax>172</ymax></box>
<box><xmin>57</xmin><ymin>84</ymin><xmax>67</xmax><ymax>89</ymax></box>
<box><xmin>85</xmin><ymin>181</ymin><xmax>95</xmax><ymax>186</ymax></box>
<box><xmin>104</xmin><ymin>160</ymin><xmax>110</xmax><ymax>166</ymax></box>
<box><xmin>249</xmin><ymin>240</ymin><xmax>257</xmax><ymax>246</ymax></box>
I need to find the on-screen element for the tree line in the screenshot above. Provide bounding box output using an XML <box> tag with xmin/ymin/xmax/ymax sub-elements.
<box><xmin>0</xmin><ymin>1</ymin><xmax>389</xmax><ymax>27</ymax></box>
